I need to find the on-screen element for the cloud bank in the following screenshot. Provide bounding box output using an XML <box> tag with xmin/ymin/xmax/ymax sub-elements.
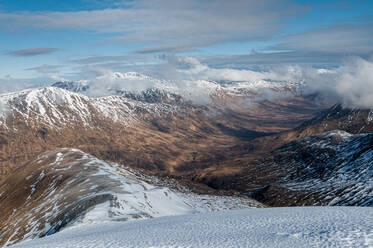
<box><xmin>301</xmin><ymin>57</ymin><xmax>373</xmax><ymax>108</ymax></box>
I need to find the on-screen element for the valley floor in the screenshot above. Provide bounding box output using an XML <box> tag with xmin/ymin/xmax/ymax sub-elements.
<box><xmin>12</xmin><ymin>207</ymin><xmax>373</xmax><ymax>248</ymax></box>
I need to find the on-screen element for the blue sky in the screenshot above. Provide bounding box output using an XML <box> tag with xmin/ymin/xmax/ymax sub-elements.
<box><xmin>0</xmin><ymin>0</ymin><xmax>372</xmax><ymax>81</ymax></box>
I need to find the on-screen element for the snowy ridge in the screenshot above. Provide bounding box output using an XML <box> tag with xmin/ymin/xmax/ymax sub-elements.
<box><xmin>0</xmin><ymin>148</ymin><xmax>262</xmax><ymax>246</ymax></box>
<box><xmin>0</xmin><ymin>86</ymin><xmax>180</xmax><ymax>129</ymax></box>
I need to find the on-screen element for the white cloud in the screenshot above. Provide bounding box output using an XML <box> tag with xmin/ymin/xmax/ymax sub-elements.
<box><xmin>50</xmin><ymin>75</ymin><xmax>69</xmax><ymax>82</ymax></box>
<box><xmin>325</xmin><ymin>57</ymin><xmax>373</xmax><ymax>108</ymax></box>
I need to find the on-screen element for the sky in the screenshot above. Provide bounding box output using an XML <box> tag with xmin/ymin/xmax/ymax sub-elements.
<box><xmin>0</xmin><ymin>0</ymin><xmax>372</xmax><ymax>86</ymax></box>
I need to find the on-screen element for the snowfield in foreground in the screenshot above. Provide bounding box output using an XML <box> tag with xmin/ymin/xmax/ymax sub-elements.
<box><xmin>12</xmin><ymin>207</ymin><xmax>373</xmax><ymax>248</ymax></box>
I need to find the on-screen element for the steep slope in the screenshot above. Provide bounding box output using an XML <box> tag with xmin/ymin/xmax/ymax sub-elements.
<box><xmin>0</xmin><ymin>148</ymin><xmax>262</xmax><ymax>246</ymax></box>
<box><xmin>297</xmin><ymin>104</ymin><xmax>373</xmax><ymax>134</ymax></box>
<box><xmin>238</xmin><ymin>130</ymin><xmax>373</xmax><ymax>206</ymax></box>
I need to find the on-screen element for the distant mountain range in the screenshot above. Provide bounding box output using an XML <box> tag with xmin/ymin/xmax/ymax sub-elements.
<box><xmin>52</xmin><ymin>71</ymin><xmax>302</xmax><ymax>100</ymax></box>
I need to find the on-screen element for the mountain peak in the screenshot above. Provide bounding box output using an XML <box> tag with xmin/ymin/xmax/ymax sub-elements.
<box><xmin>99</xmin><ymin>71</ymin><xmax>153</xmax><ymax>81</ymax></box>
<box><xmin>52</xmin><ymin>80</ymin><xmax>89</xmax><ymax>92</ymax></box>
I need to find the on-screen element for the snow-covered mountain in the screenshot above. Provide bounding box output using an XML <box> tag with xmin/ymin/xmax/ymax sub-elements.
<box><xmin>0</xmin><ymin>86</ymin><xmax>181</xmax><ymax>129</ymax></box>
<box><xmin>0</xmin><ymin>148</ymin><xmax>262</xmax><ymax>246</ymax></box>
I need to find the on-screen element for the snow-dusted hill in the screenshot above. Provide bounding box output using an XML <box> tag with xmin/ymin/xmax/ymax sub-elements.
<box><xmin>11</xmin><ymin>207</ymin><xmax>373</xmax><ymax>248</ymax></box>
<box><xmin>0</xmin><ymin>148</ymin><xmax>262</xmax><ymax>246</ymax></box>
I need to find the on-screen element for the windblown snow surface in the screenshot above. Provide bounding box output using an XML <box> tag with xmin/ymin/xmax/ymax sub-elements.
<box><xmin>12</xmin><ymin>207</ymin><xmax>373</xmax><ymax>248</ymax></box>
